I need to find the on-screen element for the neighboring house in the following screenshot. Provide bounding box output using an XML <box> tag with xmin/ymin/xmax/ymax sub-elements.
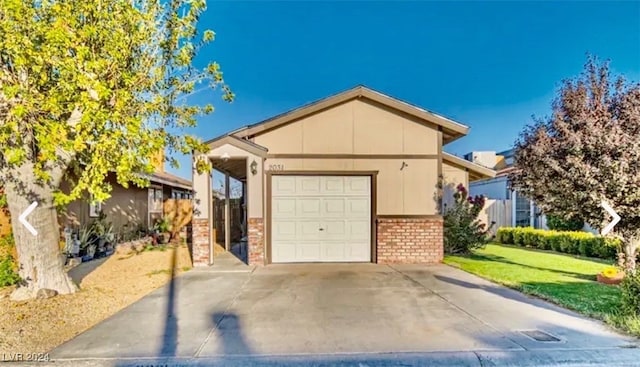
<box><xmin>466</xmin><ymin>149</ymin><xmax>547</xmax><ymax>229</ymax></box>
<box><xmin>61</xmin><ymin>155</ymin><xmax>192</xmax><ymax>236</ymax></box>
<box><xmin>191</xmin><ymin>85</ymin><xmax>495</xmax><ymax>267</ymax></box>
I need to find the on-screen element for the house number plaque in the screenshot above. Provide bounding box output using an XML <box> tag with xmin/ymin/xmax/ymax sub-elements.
<box><xmin>268</xmin><ymin>164</ymin><xmax>285</xmax><ymax>171</ymax></box>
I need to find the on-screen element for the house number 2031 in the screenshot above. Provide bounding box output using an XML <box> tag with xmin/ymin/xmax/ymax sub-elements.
<box><xmin>268</xmin><ymin>164</ymin><xmax>285</xmax><ymax>171</ymax></box>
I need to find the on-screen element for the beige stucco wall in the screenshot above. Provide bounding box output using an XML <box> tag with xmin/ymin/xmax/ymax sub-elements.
<box><xmin>442</xmin><ymin>162</ymin><xmax>469</xmax><ymax>210</ymax></box>
<box><xmin>61</xmin><ymin>181</ymin><xmax>149</xmax><ymax>234</ymax></box>
<box><xmin>254</xmin><ymin>99</ymin><xmax>439</xmax><ymax>155</ymax></box>
<box><xmin>264</xmin><ymin>158</ymin><xmax>439</xmax><ymax>215</ymax></box>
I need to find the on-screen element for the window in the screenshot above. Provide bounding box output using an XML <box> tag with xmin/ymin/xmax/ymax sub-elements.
<box><xmin>172</xmin><ymin>189</ymin><xmax>192</xmax><ymax>200</ymax></box>
<box><xmin>515</xmin><ymin>195</ymin><xmax>531</xmax><ymax>227</ymax></box>
<box><xmin>89</xmin><ymin>201</ymin><xmax>102</xmax><ymax>218</ymax></box>
<box><xmin>149</xmin><ymin>187</ymin><xmax>163</xmax><ymax>212</ymax></box>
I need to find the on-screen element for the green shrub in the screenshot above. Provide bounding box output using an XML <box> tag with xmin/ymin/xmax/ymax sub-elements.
<box><xmin>512</xmin><ymin>228</ymin><xmax>526</xmax><ymax>246</ymax></box>
<box><xmin>496</xmin><ymin>228</ymin><xmax>514</xmax><ymax>244</ymax></box>
<box><xmin>621</xmin><ymin>271</ymin><xmax>640</xmax><ymax>317</ymax></box>
<box><xmin>443</xmin><ymin>184</ymin><xmax>493</xmax><ymax>255</ymax></box>
<box><xmin>0</xmin><ymin>234</ymin><xmax>19</xmax><ymax>287</ymax></box>
<box><xmin>493</xmin><ymin>226</ymin><xmax>617</xmax><ymax>260</ymax></box>
<box><xmin>578</xmin><ymin>237</ymin><xmax>596</xmax><ymax>257</ymax></box>
<box><xmin>546</xmin><ymin>214</ymin><xmax>584</xmax><ymax>231</ymax></box>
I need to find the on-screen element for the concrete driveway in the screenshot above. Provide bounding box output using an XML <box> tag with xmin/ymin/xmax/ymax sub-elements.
<box><xmin>49</xmin><ymin>262</ymin><xmax>639</xmax><ymax>366</ymax></box>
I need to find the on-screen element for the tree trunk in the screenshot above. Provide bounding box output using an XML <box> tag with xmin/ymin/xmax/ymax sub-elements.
<box><xmin>623</xmin><ymin>237</ymin><xmax>639</xmax><ymax>272</ymax></box>
<box><xmin>4</xmin><ymin>169</ymin><xmax>77</xmax><ymax>298</ymax></box>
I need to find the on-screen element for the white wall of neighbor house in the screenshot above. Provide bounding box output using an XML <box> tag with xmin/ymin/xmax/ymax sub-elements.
<box><xmin>470</xmin><ymin>176</ymin><xmax>509</xmax><ymax>200</ymax></box>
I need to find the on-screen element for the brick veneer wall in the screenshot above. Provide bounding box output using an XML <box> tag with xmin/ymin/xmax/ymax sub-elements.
<box><xmin>192</xmin><ymin>218</ymin><xmax>210</xmax><ymax>266</ymax></box>
<box><xmin>376</xmin><ymin>217</ymin><xmax>444</xmax><ymax>264</ymax></box>
<box><xmin>248</xmin><ymin>218</ymin><xmax>264</xmax><ymax>266</ymax></box>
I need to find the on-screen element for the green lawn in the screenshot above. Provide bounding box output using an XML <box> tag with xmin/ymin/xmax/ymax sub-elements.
<box><xmin>444</xmin><ymin>244</ymin><xmax>640</xmax><ymax>336</ymax></box>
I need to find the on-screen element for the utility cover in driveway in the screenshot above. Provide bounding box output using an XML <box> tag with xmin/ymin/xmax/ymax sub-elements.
<box><xmin>271</xmin><ymin>175</ymin><xmax>371</xmax><ymax>263</ymax></box>
<box><xmin>519</xmin><ymin>329</ymin><xmax>562</xmax><ymax>342</ymax></box>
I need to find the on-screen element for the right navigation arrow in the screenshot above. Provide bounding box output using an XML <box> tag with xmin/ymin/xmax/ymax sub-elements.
<box><xmin>601</xmin><ymin>201</ymin><xmax>620</xmax><ymax>236</ymax></box>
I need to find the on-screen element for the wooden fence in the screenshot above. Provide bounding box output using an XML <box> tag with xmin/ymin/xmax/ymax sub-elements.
<box><xmin>478</xmin><ymin>199</ymin><xmax>512</xmax><ymax>234</ymax></box>
<box><xmin>163</xmin><ymin>199</ymin><xmax>193</xmax><ymax>239</ymax></box>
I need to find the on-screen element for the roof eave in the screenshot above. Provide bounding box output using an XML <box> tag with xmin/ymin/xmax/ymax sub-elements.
<box><xmin>442</xmin><ymin>152</ymin><xmax>496</xmax><ymax>181</ymax></box>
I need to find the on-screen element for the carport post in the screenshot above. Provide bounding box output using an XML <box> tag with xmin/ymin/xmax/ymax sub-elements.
<box><xmin>225</xmin><ymin>172</ymin><xmax>231</xmax><ymax>251</ymax></box>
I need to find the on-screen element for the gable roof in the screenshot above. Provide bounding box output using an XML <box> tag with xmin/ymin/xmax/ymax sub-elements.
<box><xmin>205</xmin><ymin>134</ymin><xmax>268</xmax><ymax>157</ymax></box>
<box><xmin>443</xmin><ymin>152</ymin><xmax>496</xmax><ymax>181</ymax></box>
<box><xmin>227</xmin><ymin>85</ymin><xmax>470</xmax><ymax>144</ymax></box>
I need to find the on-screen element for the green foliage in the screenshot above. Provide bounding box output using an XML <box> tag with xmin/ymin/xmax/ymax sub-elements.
<box><xmin>154</xmin><ymin>217</ymin><xmax>171</xmax><ymax>233</ymax></box>
<box><xmin>0</xmin><ymin>0</ymin><xmax>232</xmax><ymax>205</ymax></box>
<box><xmin>546</xmin><ymin>214</ymin><xmax>584</xmax><ymax>231</ymax></box>
<box><xmin>0</xmin><ymin>234</ymin><xmax>19</xmax><ymax>287</ymax></box>
<box><xmin>495</xmin><ymin>227</ymin><xmax>618</xmax><ymax>260</ymax></box>
<box><xmin>443</xmin><ymin>184</ymin><xmax>493</xmax><ymax>254</ymax></box>
<box><xmin>510</xmin><ymin>56</ymin><xmax>640</xmax><ymax>271</ymax></box>
<box><xmin>620</xmin><ymin>271</ymin><xmax>640</xmax><ymax>317</ymax></box>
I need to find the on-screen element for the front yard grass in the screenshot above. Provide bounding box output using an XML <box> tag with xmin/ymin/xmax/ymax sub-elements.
<box><xmin>444</xmin><ymin>243</ymin><xmax>640</xmax><ymax>337</ymax></box>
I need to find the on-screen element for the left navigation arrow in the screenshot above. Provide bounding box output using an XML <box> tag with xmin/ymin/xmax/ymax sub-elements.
<box><xmin>19</xmin><ymin>201</ymin><xmax>38</xmax><ymax>236</ymax></box>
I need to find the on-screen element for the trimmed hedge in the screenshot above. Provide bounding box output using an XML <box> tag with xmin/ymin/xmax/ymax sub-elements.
<box><xmin>495</xmin><ymin>227</ymin><xmax>619</xmax><ymax>260</ymax></box>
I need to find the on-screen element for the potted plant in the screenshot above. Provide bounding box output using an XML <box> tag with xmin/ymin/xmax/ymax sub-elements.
<box><xmin>154</xmin><ymin>217</ymin><xmax>171</xmax><ymax>244</ymax></box>
<box><xmin>597</xmin><ymin>266</ymin><xmax>624</xmax><ymax>285</ymax></box>
<box><xmin>77</xmin><ymin>224</ymin><xmax>96</xmax><ymax>262</ymax></box>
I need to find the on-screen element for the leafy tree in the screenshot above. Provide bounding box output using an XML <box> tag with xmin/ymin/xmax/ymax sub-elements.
<box><xmin>443</xmin><ymin>184</ymin><xmax>492</xmax><ymax>254</ymax></box>
<box><xmin>0</xmin><ymin>0</ymin><xmax>232</xmax><ymax>298</ymax></box>
<box><xmin>511</xmin><ymin>56</ymin><xmax>640</xmax><ymax>270</ymax></box>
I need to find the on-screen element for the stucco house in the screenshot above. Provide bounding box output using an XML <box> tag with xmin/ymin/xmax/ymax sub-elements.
<box><xmin>60</xmin><ymin>157</ymin><xmax>193</xmax><ymax>236</ymax></box>
<box><xmin>466</xmin><ymin>149</ymin><xmax>547</xmax><ymax>228</ymax></box>
<box><xmin>192</xmin><ymin>85</ymin><xmax>495</xmax><ymax>266</ymax></box>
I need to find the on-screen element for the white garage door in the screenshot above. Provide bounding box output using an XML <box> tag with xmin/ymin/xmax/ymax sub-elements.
<box><xmin>271</xmin><ymin>175</ymin><xmax>371</xmax><ymax>263</ymax></box>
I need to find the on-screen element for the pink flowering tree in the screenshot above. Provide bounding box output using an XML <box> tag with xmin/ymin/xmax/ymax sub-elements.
<box><xmin>443</xmin><ymin>184</ymin><xmax>493</xmax><ymax>254</ymax></box>
<box><xmin>510</xmin><ymin>56</ymin><xmax>640</xmax><ymax>271</ymax></box>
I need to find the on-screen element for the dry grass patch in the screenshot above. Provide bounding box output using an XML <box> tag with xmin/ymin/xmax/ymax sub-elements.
<box><xmin>0</xmin><ymin>244</ymin><xmax>192</xmax><ymax>354</ymax></box>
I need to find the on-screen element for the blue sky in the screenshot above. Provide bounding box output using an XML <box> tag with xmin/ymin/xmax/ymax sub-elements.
<box><xmin>168</xmin><ymin>0</ymin><xmax>640</xmax><ymax>181</ymax></box>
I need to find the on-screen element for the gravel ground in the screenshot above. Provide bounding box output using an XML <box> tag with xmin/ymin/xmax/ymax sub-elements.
<box><xmin>0</xmin><ymin>244</ymin><xmax>192</xmax><ymax>355</ymax></box>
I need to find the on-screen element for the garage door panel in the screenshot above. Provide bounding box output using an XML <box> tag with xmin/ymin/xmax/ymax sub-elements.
<box><xmin>296</xmin><ymin>243</ymin><xmax>322</xmax><ymax>261</ymax></box>
<box><xmin>322</xmin><ymin>198</ymin><xmax>346</xmax><ymax>217</ymax></box>
<box><xmin>298</xmin><ymin>177</ymin><xmax>321</xmax><ymax>195</ymax></box>
<box><xmin>272</xmin><ymin>220</ymin><xmax>297</xmax><ymax>241</ymax></box>
<box><xmin>346</xmin><ymin>176</ymin><xmax>370</xmax><ymax>195</ymax></box>
<box><xmin>346</xmin><ymin>198</ymin><xmax>370</xmax><ymax>217</ymax></box>
<box><xmin>323</xmin><ymin>242</ymin><xmax>348</xmax><ymax>261</ymax></box>
<box><xmin>298</xmin><ymin>221</ymin><xmax>323</xmax><ymax>240</ymax></box>
<box><xmin>273</xmin><ymin>176</ymin><xmax>297</xmax><ymax>196</ymax></box>
<box><xmin>323</xmin><ymin>220</ymin><xmax>346</xmax><ymax>240</ymax></box>
<box><xmin>346</xmin><ymin>242</ymin><xmax>371</xmax><ymax>261</ymax></box>
<box><xmin>273</xmin><ymin>242</ymin><xmax>298</xmax><ymax>263</ymax></box>
<box><xmin>348</xmin><ymin>220</ymin><xmax>370</xmax><ymax>240</ymax></box>
<box><xmin>272</xmin><ymin>198</ymin><xmax>296</xmax><ymax>218</ymax></box>
<box><xmin>297</xmin><ymin>198</ymin><xmax>322</xmax><ymax>217</ymax></box>
<box><xmin>272</xmin><ymin>175</ymin><xmax>371</xmax><ymax>263</ymax></box>
<box><xmin>322</xmin><ymin>177</ymin><xmax>345</xmax><ymax>195</ymax></box>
